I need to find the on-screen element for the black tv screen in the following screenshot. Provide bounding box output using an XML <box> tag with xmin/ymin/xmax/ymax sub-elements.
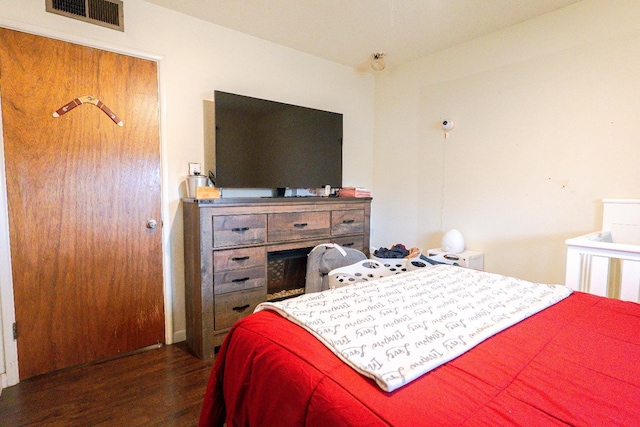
<box><xmin>214</xmin><ymin>91</ymin><xmax>343</xmax><ymax>190</ymax></box>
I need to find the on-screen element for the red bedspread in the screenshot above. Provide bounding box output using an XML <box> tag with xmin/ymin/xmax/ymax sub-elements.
<box><xmin>200</xmin><ymin>292</ymin><xmax>640</xmax><ymax>426</ymax></box>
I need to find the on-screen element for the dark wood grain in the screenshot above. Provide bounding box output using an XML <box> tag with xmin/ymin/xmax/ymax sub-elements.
<box><xmin>0</xmin><ymin>342</ymin><xmax>214</xmax><ymax>426</ymax></box>
<box><xmin>331</xmin><ymin>209</ymin><xmax>365</xmax><ymax>235</ymax></box>
<box><xmin>331</xmin><ymin>235</ymin><xmax>365</xmax><ymax>252</ymax></box>
<box><xmin>213</xmin><ymin>246</ymin><xmax>266</xmax><ymax>271</ymax></box>
<box><xmin>214</xmin><ymin>287</ymin><xmax>265</xmax><ymax>330</ymax></box>
<box><xmin>183</xmin><ymin>198</ymin><xmax>371</xmax><ymax>359</ymax></box>
<box><xmin>213</xmin><ymin>214</ymin><xmax>267</xmax><ymax>248</ymax></box>
<box><xmin>267</xmin><ymin>211</ymin><xmax>331</xmax><ymax>242</ymax></box>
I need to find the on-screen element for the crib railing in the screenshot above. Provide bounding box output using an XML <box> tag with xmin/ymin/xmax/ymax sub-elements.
<box><xmin>566</xmin><ymin>232</ymin><xmax>640</xmax><ymax>303</ymax></box>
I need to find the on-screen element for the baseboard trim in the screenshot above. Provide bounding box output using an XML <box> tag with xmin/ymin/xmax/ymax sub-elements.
<box><xmin>1</xmin><ymin>372</ymin><xmax>8</xmax><ymax>392</ymax></box>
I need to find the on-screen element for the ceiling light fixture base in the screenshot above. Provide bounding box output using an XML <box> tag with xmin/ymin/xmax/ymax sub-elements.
<box><xmin>371</xmin><ymin>52</ymin><xmax>386</xmax><ymax>71</ymax></box>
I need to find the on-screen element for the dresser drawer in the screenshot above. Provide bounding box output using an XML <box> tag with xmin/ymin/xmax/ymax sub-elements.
<box><xmin>213</xmin><ymin>214</ymin><xmax>266</xmax><ymax>248</ymax></box>
<box><xmin>332</xmin><ymin>235</ymin><xmax>365</xmax><ymax>252</ymax></box>
<box><xmin>331</xmin><ymin>209</ymin><xmax>365</xmax><ymax>236</ymax></box>
<box><xmin>214</xmin><ymin>267</ymin><xmax>266</xmax><ymax>295</ymax></box>
<box><xmin>214</xmin><ymin>246</ymin><xmax>266</xmax><ymax>271</ymax></box>
<box><xmin>268</xmin><ymin>211</ymin><xmax>330</xmax><ymax>242</ymax></box>
<box><xmin>214</xmin><ymin>287</ymin><xmax>265</xmax><ymax>330</ymax></box>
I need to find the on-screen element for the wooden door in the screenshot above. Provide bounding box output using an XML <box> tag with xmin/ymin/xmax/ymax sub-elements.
<box><xmin>0</xmin><ymin>29</ymin><xmax>164</xmax><ymax>379</ymax></box>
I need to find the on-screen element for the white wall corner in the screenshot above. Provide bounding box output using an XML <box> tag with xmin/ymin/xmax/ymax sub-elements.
<box><xmin>173</xmin><ymin>329</ymin><xmax>186</xmax><ymax>344</ymax></box>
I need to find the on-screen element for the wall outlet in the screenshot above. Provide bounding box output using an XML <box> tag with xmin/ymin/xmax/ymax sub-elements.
<box><xmin>189</xmin><ymin>162</ymin><xmax>202</xmax><ymax>176</ymax></box>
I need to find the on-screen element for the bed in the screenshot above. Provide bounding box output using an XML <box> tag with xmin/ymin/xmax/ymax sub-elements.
<box><xmin>199</xmin><ymin>265</ymin><xmax>640</xmax><ymax>426</ymax></box>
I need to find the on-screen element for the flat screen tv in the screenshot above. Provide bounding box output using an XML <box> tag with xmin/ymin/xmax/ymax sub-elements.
<box><xmin>213</xmin><ymin>91</ymin><xmax>343</xmax><ymax>192</ymax></box>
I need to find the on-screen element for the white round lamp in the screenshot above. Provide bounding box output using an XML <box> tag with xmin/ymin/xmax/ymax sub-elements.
<box><xmin>441</xmin><ymin>229</ymin><xmax>465</xmax><ymax>254</ymax></box>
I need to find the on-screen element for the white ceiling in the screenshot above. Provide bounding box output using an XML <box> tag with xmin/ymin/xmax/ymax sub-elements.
<box><xmin>143</xmin><ymin>0</ymin><xmax>582</xmax><ymax>71</ymax></box>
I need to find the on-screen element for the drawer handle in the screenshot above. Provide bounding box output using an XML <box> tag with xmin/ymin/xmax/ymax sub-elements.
<box><xmin>231</xmin><ymin>227</ymin><xmax>250</xmax><ymax>232</ymax></box>
<box><xmin>293</xmin><ymin>223</ymin><xmax>308</xmax><ymax>228</ymax></box>
<box><xmin>231</xmin><ymin>256</ymin><xmax>251</xmax><ymax>261</ymax></box>
<box><xmin>342</xmin><ymin>219</ymin><xmax>355</xmax><ymax>224</ymax></box>
<box><xmin>342</xmin><ymin>242</ymin><xmax>354</xmax><ymax>247</ymax></box>
<box><xmin>232</xmin><ymin>277</ymin><xmax>251</xmax><ymax>283</ymax></box>
<box><xmin>232</xmin><ymin>304</ymin><xmax>251</xmax><ymax>312</ymax></box>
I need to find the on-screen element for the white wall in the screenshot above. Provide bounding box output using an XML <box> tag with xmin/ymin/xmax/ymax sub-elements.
<box><xmin>0</xmin><ymin>0</ymin><xmax>375</xmax><ymax>377</ymax></box>
<box><xmin>372</xmin><ymin>0</ymin><xmax>640</xmax><ymax>284</ymax></box>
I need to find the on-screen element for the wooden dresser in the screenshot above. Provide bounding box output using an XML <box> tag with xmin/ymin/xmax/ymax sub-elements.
<box><xmin>183</xmin><ymin>197</ymin><xmax>371</xmax><ymax>359</ymax></box>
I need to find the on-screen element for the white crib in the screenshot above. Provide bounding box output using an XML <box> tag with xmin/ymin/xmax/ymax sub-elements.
<box><xmin>565</xmin><ymin>199</ymin><xmax>640</xmax><ymax>303</ymax></box>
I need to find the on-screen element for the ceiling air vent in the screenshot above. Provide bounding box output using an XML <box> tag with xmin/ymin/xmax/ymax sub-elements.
<box><xmin>46</xmin><ymin>0</ymin><xmax>124</xmax><ymax>32</ymax></box>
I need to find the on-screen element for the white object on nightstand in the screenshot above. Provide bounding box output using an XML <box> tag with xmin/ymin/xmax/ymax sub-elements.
<box><xmin>427</xmin><ymin>248</ymin><xmax>484</xmax><ymax>270</ymax></box>
<box><xmin>441</xmin><ymin>229</ymin><xmax>465</xmax><ymax>253</ymax></box>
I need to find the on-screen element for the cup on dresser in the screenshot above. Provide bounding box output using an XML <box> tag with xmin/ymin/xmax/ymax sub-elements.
<box><xmin>186</xmin><ymin>175</ymin><xmax>208</xmax><ymax>198</ymax></box>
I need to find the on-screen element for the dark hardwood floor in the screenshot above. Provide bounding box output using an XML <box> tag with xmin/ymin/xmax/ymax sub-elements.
<box><xmin>0</xmin><ymin>342</ymin><xmax>215</xmax><ymax>426</ymax></box>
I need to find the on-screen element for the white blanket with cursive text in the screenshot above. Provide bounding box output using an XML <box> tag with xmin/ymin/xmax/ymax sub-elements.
<box><xmin>255</xmin><ymin>265</ymin><xmax>572</xmax><ymax>392</ymax></box>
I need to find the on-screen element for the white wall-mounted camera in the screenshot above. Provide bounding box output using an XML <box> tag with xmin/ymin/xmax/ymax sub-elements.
<box><xmin>441</xmin><ymin>120</ymin><xmax>455</xmax><ymax>131</ymax></box>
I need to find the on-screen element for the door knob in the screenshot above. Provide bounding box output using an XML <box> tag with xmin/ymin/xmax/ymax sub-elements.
<box><xmin>146</xmin><ymin>219</ymin><xmax>158</xmax><ymax>230</ymax></box>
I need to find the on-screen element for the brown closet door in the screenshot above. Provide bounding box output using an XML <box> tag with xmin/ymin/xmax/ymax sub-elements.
<box><xmin>0</xmin><ymin>28</ymin><xmax>164</xmax><ymax>379</ymax></box>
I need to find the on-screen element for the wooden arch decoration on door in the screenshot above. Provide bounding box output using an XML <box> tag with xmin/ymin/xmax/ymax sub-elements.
<box><xmin>53</xmin><ymin>95</ymin><xmax>124</xmax><ymax>126</ymax></box>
